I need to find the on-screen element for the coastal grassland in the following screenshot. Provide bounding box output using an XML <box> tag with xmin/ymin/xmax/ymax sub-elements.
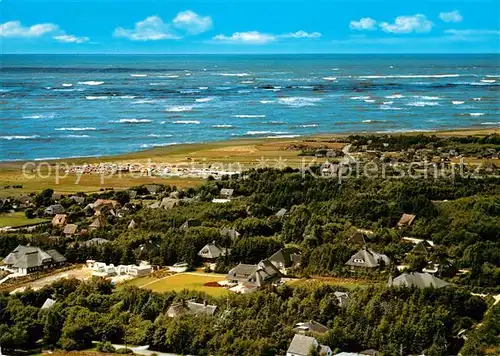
<box><xmin>0</xmin><ymin>211</ymin><xmax>49</xmax><ymax>228</ymax></box>
<box><xmin>0</xmin><ymin>128</ymin><xmax>498</xmax><ymax>196</ymax></box>
<box><xmin>121</xmin><ymin>272</ymin><xmax>228</xmax><ymax>297</ymax></box>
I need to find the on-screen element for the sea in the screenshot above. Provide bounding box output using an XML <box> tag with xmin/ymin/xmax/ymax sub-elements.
<box><xmin>1</xmin><ymin>54</ymin><xmax>499</xmax><ymax>161</ymax></box>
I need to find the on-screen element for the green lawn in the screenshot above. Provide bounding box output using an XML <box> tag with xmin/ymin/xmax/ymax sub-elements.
<box><xmin>0</xmin><ymin>211</ymin><xmax>49</xmax><ymax>228</ymax></box>
<box><xmin>121</xmin><ymin>272</ymin><xmax>228</xmax><ymax>297</ymax></box>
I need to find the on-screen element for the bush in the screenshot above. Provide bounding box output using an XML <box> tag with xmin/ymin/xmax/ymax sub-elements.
<box><xmin>24</xmin><ymin>208</ymin><xmax>35</xmax><ymax>219</ymax></box>
<box><xmin>96</xmin><ymin>341</ymin><xmax>116</xmax><ymax>353</ymax></box>
<box><xmin>115</xmin><ymin>347</ymin><xmax>134</xmax><ymax>354</ymax></box>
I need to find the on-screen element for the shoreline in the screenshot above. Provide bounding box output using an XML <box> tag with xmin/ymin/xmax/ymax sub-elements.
<box><xmin>1</xmin><ymin>126</ymin><xmax>499</xmax><ymax>167</ymax></box>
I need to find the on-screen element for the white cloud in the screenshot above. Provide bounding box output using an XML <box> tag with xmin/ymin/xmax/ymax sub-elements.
<box><xmin>53</xmin><ymin>34</ymin><xmax>89</xmax><ymax>44</ymax></box>
<box><xmin>279</xmin><ymin>30</ymin><xmax>322</xmax><ymax>39</ymax></box>
<box><xmin>350</xmin><ymin>18</ymin><xmax>377</xmax><ymax>31</ymax></box>
<box><xmin>114</xmin><ymin>16</ymin><xmax>180</xmax><ymax>41</ymax></box>
<box><xmin>439</xmin><ymin>10</ymin><xmax>463</xmax><ymax>23</ymax></box>
<box><xmin>0</xmin><ymin>21</ymin><xmax>59</xmax><ymax>37</ymax></box>
<box><xmin>380</xmin><ymin>14</ymin><xmax>433</xmax><ymax>33</ymax></box>
<box><xmin>172</xmin><ymin>10</ymin><xmax>212</xmax><ymax>34</ymax></box>
<box><xmin>213</xmin><ymin>31</ymin><xmax>276</xmax><ymax>44</ymax></box>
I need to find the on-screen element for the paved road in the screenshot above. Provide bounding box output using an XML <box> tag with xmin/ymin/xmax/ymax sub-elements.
<box><xmin>112</xmin><ymin>344</ymin><xmax>184</xmax><ymax>356</ymax></box>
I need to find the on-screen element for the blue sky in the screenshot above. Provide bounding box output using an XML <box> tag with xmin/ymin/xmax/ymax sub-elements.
<box><xmin>1</xmin><ymin>0</ymin><xmax>499</xmax><ymax>53</ymax></box>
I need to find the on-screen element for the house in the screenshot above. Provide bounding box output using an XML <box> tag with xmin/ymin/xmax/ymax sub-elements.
<box><xmin>169</xmin><ymin>262</ymin><xmax>189</xmax><ymax>273</ymax></box>
<box><xmin>397</xmin><ymin>213</ymin><xmax>416</xmax><ymax>228</ymax></box>
<box><xmin>180</xmin><ymin>219</ymin><xmax>201</xmax><ymax>229</ymax></box>
<box><xmin>166</xmin><ymin>299</ymin><xmax>218</xmax><ymax>318</ymax></box>
<box><xmin>81</xmin><ymin>238</ymin><xmax>110</xmax><ymax>247</ymax></box>
<box><xmin>135</xmin><ymin>241</ymin><xmax>159</xmax><ymax>257</ymax></box>
<box><xmin>63</xmin><ymin>224</ymin><xmax>78</xmax><ymax>237</ymax></box>
<box><xmin>220</xmin><ymin>227</ymin><xmax>240</xmax><ymax>240</ymax></box>
<box><xmin>345</xmin><ymin>248</ymin><xmax>390</xmax><ymax>269</ymax></box>
<box><xmin>44</xmin><ymin>204</ymin><xmax>65</xmax><ymax>216</ymax></box>
<box><xmin>2</xmin><ymin>245</ymin><xmax>66</xmax><ymax>275</ymax></box>
<box><xmin>294</xmin><ymin>320</ymin><xmax>329</xmax><ymax>335</ymax></box>
<box><xmin>388</xmin><ymin>272</ymin><xmax>449</xmax><ymax>289</ymax></box>
<box><xmin>160</xmin><ymin>197</ymin><xmax>179</xmax><ymax>210</ymax></box>
<box><xmin>286</xmin><ymin>334</ymin><xmax>332</xmax><ymax>356</ymax></box>
<box><xmin>41</xmin><ymin>298</ymin><xmax>56</xmax><ymax>309</ymax></box>
<box><xmin>198</xmin><ymin>242</ymin><xmax>229</xmax><ymax>260</ymax></box>
<box><xmin>268</xmin><ymin>247</ymin><xmax>302</xmax><ymax>274</ymax></box>
<box><xmin>220</xmin><ymin>188</ymin><xmax>234</xmax><ymax>199</ymax></box>
<box><xmin>18</xmin><ymin>196</ymin><xmax>33</xmax><ymax>209</ymax></box>
<box><xmin>348</xmin><ymin>231</ymin><xmax>368</xmax><ymax>246</ymax></box>
<box><xmin>226</xmin><ymin>259</ymin><xmax>282</xmax><ymax>293</ymax></box>
<box><xmin>70</xmin><ymin>196</ymin><xmax>86</xmax><ymax>205</ymax></box>
<box><xmin>89</xmin><ymin>216</ymin><xmax>106</xmax><ymax>230</ymax></box>
<box><xmin>334</xmin><ymin>291</ymin><xmax>349</xmax><ymax>308</ymax></box>
<box><xmin>422</xmin><ymin>259</ymin><xmax>458</xmax><ymax>278</ymax></box>
<box><xmin>51</xmin><ymin>214</ymin><xmax>68</xmax><ymax>227</ymax></box>
<box><xmin>276</xmin><ymin>208</ymin><xmax>288</xmax><ymax>219</ymax></box>
<box><xmin>411</xmin><ymin>240</ymin><xmax>433</xmax><ymax>255</ymax></box>
<box><xmin>92</xmin><ymin>199</ymin><xmax>121</xmax><ymax>214</ymax></box>
<box><xmin>87</xmin><ymin>260</ymin><xmax>152</xmax><ymax>277</ymax></box>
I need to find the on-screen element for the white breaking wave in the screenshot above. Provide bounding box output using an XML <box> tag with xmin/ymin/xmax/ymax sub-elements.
<box><xmin>481</xmin><ymin>122</ymin><xmax>499</xmax><ymax>125</ymax></box>
<box><xmin>233</xmin><ymin>115</ymin><xmax>266</xmax><ymax>118</ymax></box>
<box><xmin>218</xmin><ymin>73</ymin><xmax>250</xmax><ymax>77</ymax></box>
<box><xmin>364</xmin><ymin>99</ymin><xmax>376</xmax><ymax>103</ymax></box>
<box><xmin>165</xmin><ymin>105</ymin><xmax>193</xmax><ymax>112</ymax></box>
<box><xmin>130</xmin><ymin>74</ymin><xmax>147</xmax><ymax>77</ymax></box>
<box><xmin>115</xmin><ymin>119</ymin><xmax>152</xmax><ymax>123</ymax></box>
<box><xmin>323</xmin><ymin>77</ymin><xmax>337</xmax><ymax>81</ymax></box>
<box><xmin>133</xmin><ymin>99</ymin><xmax>159</xmax><ymax>104</ymax></box>
<box><xmin>66</xmin><ymin>134</ymin><xmax>90</xmax><ymax>138</ymax></box>
<box><xmin>173</xmin><ymin>120</ymin><xmax>200</xmax><ymax>124</ymax></box>
<box><xmin>61</xmin><ymin>83</ymin><xmax>73</xmax><ymax>87</ymax></box>
<box><xmin>298</xmin><ymin>124</ymin><xmax>318</xmax><ymax>128</ymax></box>
<box><xmin>23</xmin><ymin>114</ymin><xmax>55</xmax><ymax>119</ymax></box>
<box><xmin>199</xmin><ymin>86</ymin><xmax>209</xmax><ymax>90</ymax></box>
<box><xmin>78</xmin><ymin>81</ymin><xmax>104</xmax><ymax>86</ymax></box>
<box><xmin>481</xmin><ymin>79</ymin><xmax>496</xmax><ymax>83</ymax></box>
<box><xmin>241</xmin><ymin>80</ymin><xmax>254</xmax><ymax>84</ymax></box>
<box><xmin>55</xmin><ymin>127</ymin><xmax>96</xmax><ymax>131</ymax></box>
<box><xmin>385</xmin><ymin>94</ymin><xmax>404</xmax><ymax>99</ymax></box>
<box><xmin>148</xmin><ymin>134</ymin><xmax>173</xmax><ymax>137</ymax></box>
<box><xmin>212</xmin><ymin>124</ymin><xmax>234</xmax><ymax>128</ymax></box>
<box><xmin>1</xmin><ymin>135</ymin><xmax>40</xmax><ymax>140</ymax></box>
<box><xmin>140</xmin><ymin>142</ymin><xmax>179</xmax><ymax>148</ymax></box>
<box><xmin>472</xmin><ymin>97</ymin><xmax>482</xmax><ymax>101</ymax></box>
<box><xmin>245</xmin><ymin>131</ymin><xmax>289</xmax><ymax>136</ymax></box>
<box><xmin>267</xmin><ymin>135</ymin><xmax>301</xmax><ymax>138</ymax></box>
<box><xmin>407</xmin><ymin>101</ymin><xmax>440</xmax><ymax>107</ymax></box>
<box><xmin>195</xmin><ymin>97</ymin><xmax>215</xmax><ymax>103</ymax></box>
<box><xmin>359</xmin><ymin>74</ymin><xmax>460</xmax><ymax>79</ymax></box>
<box><xmin>277</xmin><ymin>97</ymin><xmax>322</xmax><ymax>107</ymax></box>
<box><xmin>260</xmin><ymin>100</ymin><xmax>275</xmax><ymax>104</ymax></box>
<box><xmin>118</xmin><ymin>95</ymin><xmax>136</xmax><ymax>99</ymax></box>
<box><xmin>86</xmin><ymin>96</ymin><xmax>109</xmax><ymax>100</ymax></box>
<box><xmin>470</xmin><ymin>113</ymin><xmax>485</xmax><ymax>116</ymax></box>
<box><xmin>351</xmin><ymin>96</ymin><xmax>371</xmax><ymax>100</ymax></box>
<box><xmin>413</xmin><ymin>96</ymin><xmax>442</xmax><ymax>100</ymax></box>
<box><xmin>383</xmin><ymin>101</ymin><xmax>394</xmax><ymax>105</ymax></box>
<box><xmin>158</xmin><ymin>75</ymin><xmax>179</xmax><ymax>78</ymax></box>
<box><xmin>380</xmin><ymin>105</ymin><xmax>402</xmax><ymax>110</ymax></box>
<box><xmin>452</xmin><ymin>101</ymin><xmax>465</xmax><ymax>105</ymax></box>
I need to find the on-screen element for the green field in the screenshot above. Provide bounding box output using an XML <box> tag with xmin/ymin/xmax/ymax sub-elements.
<box><xmin>0</xmin><ymin>211</ymin><xmax>49</xmax><ymax>228</ymax></box>
<box><xmin>122</xmin><ymin>272</ymin><xmax>228</xmax><ymax>297</ymax></box>
<box><xmin>288</xmin><ymin>277</ymin><xmax>374</xmax><ymax>290</ymax></box>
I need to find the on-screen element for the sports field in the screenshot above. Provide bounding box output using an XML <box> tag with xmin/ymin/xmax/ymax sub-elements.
<box><xmin>123</xmin><ymin>272</ymin><xmax>228</xmax><ymax>297</ymax></box>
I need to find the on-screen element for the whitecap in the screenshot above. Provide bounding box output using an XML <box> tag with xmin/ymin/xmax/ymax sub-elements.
<box><xmin>212</xmin><ymin>124</ymin><xmax>233</xmax><ymax>128</ymax></box>
<box><xmin>260</xmin><ymin>100</ymin><xmax>275</xmax><ymax>104</ymax></box>
<box><xmin>351</xmin><ymin>96</ymin><xmax>371</xmax><ymax>100</ymax></box>
<box><xmin>413</xmin><ymin>96</ymin><xmax>442</xmax><ymax>100</ymax></box>
<box><xmin>199</xmin><ymin>86</ymin><xmax>209</xmax><ymax>90</ymax></box>
<box><xmin>323</xmin><ymin>77</ymin><xmax>337</xmax><ymax>81</ymax></box>
<box><xmin>480</xmin><ymin>122</ymin><xmax>499</xmax><ymax>125</ymax></box>
<box><xmin>480</xmin><ymin>79</ymin><xmax>496</xmax><ymax>83</ymax></box>
<box><xmin>165</xmin><ymin>105</ymin><xmax>193</xmax><ymax>112</ymax></box>
<box><xmin>233</xmin><ymin>115</ymin><xmax>266</xmax><ymax>118</ymax></box>
<box><xmin>218</xmin><ymin>73</ymin><xmax>250</xmax><ymax>77</ymax></box>
<box><xmin>66</xmin><ymin>134</ymin><xmax>90</xmax><ymax>138</ymax></box>
<box><xmin>115</xmin><ymin>119</ymin><xmax>151</xmax><ymax>124</ymax></box>
<box><xmin>1</xmin><ymin>135</ymin><xmax>40</xmax><ymax>140</ymax></box>
<box><xmin>86</xmin><ymin>96</ymin><xmax>109</xmax><ymax>100</ymax></box>
<box><xmin>241</xmin><ymin>80</ymin><xmax>254</xmax><ymax>84</ymax></box>
<box><xmin>130</xmin><ymin>74</ymin><xmax>148</xmax><ymax>77</ymax></box>
<box><xmin>118</xmin><ymin>95</ymin><xmax>137</xmax><ymax>99</ymax></box>
<box><xmin>472</xmin><ymin>97</ymin><xmax>482</xmax><ymax>101</ymax></box>
<box><xmin>267</xmin><ymin>135</ymin><xmax>300</xmax><ymax>138</ymax></box>
<box><xmin>78</xmin><ymin>81</ymin><xmax>104</xmax><ymax>86</ymax></box>
<box><xmin>158</xmin><ymin>75</ymin><xmax>179</xmax><ymax>78</ymax></box>
<box><xmin>470</xmin><ymin>113</ymin><xmax>484</xmax><ymax>116</ymax></box>
<box><xmin>55</xmin><ymin>127</ymin><xmax>96</xmax><ymax>131</ymax></box>
<box><xmin>195</xmin><ymin>97</ymin><xmax>215</xmax><ymax>103</ymax></box>
<box><xmin>407</xmin><ymin>101</ymin><xmax>440</xmax><ymax>107</ymax></box>
<box><xmin>173</xmin><ymin>120</ymin><xmax>200</xmax><ymax>124</ymax></box>
<box><xmin>298</xmin><ymin>124</ymin><xmax>318</xmax><ymax>128</ymax></box>
<box><xmin>238</xmin><ymin>90</ymin><xmax>252</xmax><ymax>94</ymax></box>
<box><xmin>364</xmin><ymin>99</ymin><xmax>376</xmax><ymax>103</ymax></box>
<box><xmin>148</xmin><ymin>134</ymin><xmax>173</xmax><ymax>137</ymax></box>
<box><xmin>61</xmin><ymin>83</ymin><xmax>73</xmax><ymax>87</ymax></box>
<box><xmin>133</xmin><ymin>99</ymin><xmax>159</xmax><ymax>104</ymax></box>
<box><xmin>385</xmin><ymin>94</ymin><xmax>404</xmax><ymax>99</ymax></box>
<box><xmin>382</xmin><ymin>101</ymin><xmax>394</xmax><ymax>105</ymax></box>
<box><xmin>277</xmin><ymin>97</ymin><xmax>321</xmax><ymax>107</ymax></box>
<box><xmin>179</xmin><ymin>89</ymin><xmax>201</xmax><ymax>94</ymax></box>
<box><xmin>360</xmin><ymin>74</ymin><xmax>460</xmax><ymax>79</ymax></box>
<box><xmin>141</xmin><ymin>142</ymin><xmax>179</xmax><ymax>148</ymax></box>
<box><xmin>379</xmin><ymin>105</ymin><xmax>402</xmax><ymax>110</ymax></box>
<box><xmin>452</xmin><ymin>101</ymin><xmax>465</xmax><ymax>105</ymax></box>
<box><xmin>23</xmin><ymin>114</ymin><xmax>55</xmax><ymax>119</ymax></box>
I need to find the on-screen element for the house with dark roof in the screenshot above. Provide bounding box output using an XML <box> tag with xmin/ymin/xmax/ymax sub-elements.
<box><xmin>2</xmin><ymin>245</ymin><xmax>66</xmax><ymax>275</ymax></box>
<box><xmin>52</xmin><ymin>214</ymin><xmax>68</xmax><ymax>227</ymax></box>
<box><xmin>198</xmin><ymin>242</ymin><xmax>229</xmax><ymax>260</ymax></box>
<box><xmin>226</xmin><ymin>259</ymin><xmax>282</xmax><ymax>293</ymax></box>
<box><xmin>388</xmin><ymin>272</ymin><xmax>449</xmax><ymax>289</ymax></box>
<box><xmin>166</xmin><ymin>299</ymin><xmax>217</xmax><ymax>318</ymax></box>
<box><xmin>160</xmin><ymin>197</ymin><xmax>179</xmax><ymax>210</ymax></box>
<box><xmin>135</xmin><ymin>241</ymin><xmax>159</xmax><ymax>257</ymax></box>
<box><xmin>268</xmin><ymin>247</ymin><xmax>302</xmax><ymax>274</ymax></box>
<box><xmin>92</xmin><ymin>199</ymin><xmax>121</xmax><ymax>215</ymax></box>
<box><xmin>44</xmin><ymin>204</ymin><xmax>65</xmax><ymax>216</ymax></box>
<box><xmin>345</xmin><ymin>248</ymin><xmax>390</xmax><ymax>269</ymax></box>
<box><xmin>286</xmin><ymin>334</ymin><xmax>332</xmax><ymax>356</ymax></box>
<box><xmin>422</xmin><ymin>259</ymin><xmax>458</xmax><ymax>278</ymax></box>
<box><xmin>89</xmin><ymin>216</ymin><xmax>106</xmax><ymax>230</ymax></box>
<box><xmin>411</xmin><ymin>240</ymin><xmax>433</xmax><ymax>255</ymax></box>
<box><xmin>145</xmin><ymin>184</ymin><xmax>163</xmax><ymax>195</ymax></box>
<box><xmin>334</xmin><ymin>291</ymin><xmax>349</xmax><ymax>308</ymax></box>
<box><xmin>294</xmin><ymin>320</ymin><xmax>329</xmax><ymax>335</ymax></box>
<box><xmin>397</xmin><ymin>213</ymin><xmax>416</xmax><ymax>228</ymax></box>
<box><xmin>70</xmin><ymin>196</ymin><xmax>86</xmax><ymax>205</ymax></box>
<box><xmin>63</xmin><ymin>224</ymin><xmax>78</xmax><ymax>237</ymax></box>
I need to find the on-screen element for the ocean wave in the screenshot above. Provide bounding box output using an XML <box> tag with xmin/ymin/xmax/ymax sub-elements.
<box><xmin>179</xmin><ymin>89</ymin><xmax>201</xmax><ymax>94</ymax></box>
<box><xmin>140</xmin><ymin>142</ymin><xmax>179</xmax><ymax>148</ymax></box>
<box><xmin>277</xmin><ymin>97</ymin><xmax>321</xmax><ymax>107</ymax></box>
<box><xmin>23</xmin><ymin>114</ymin><xmax>55</xmax><ymax>119</ymax></box>
<box><xmin>86</xmin><ymin>96</ymin><xmax>109</xmax><ymax>100</ymax></box>
<box><xmin>413</xmin><ymin>96</ymin><xmax>442</xmax><ymax>100</ymax></box>
<box><xmin>364</xmin><ymin>99</ymin><xmax>376</xmax><ymax>103</ymax></box>
<box><xmin>266</xmin><ymin>135</ymin><xmax>301</xmax><ymax>138</ymax></box>
<box><xmin>1</xmin><ymin>135</ymin><xmax>40</xmax><ymax>140</ymax></box>
<box><xmin>215</xmin><ymin>86</ymin><xmax>232</xmax><ymax>91</ymax></box>
<box><xmin>132</xmin><ymin>99</ymin><xmax>159</xmax><ymax>104</ymax></box>
<box><xmin>199</xmin><ymin>86</ymin><xmax>209</xmax><ymax>90</ymax></box>
<box><xmin>53</xmin><ymin>88</ymin><xmax>77</xmax><ymax>92</ymax></box>
<box><xmin>359</xmin><ymin>74</ymin><xmax>461</xmax><ymax>79</ymax></box>
<box><xmin>148</xmin><ymin>134</ymin><xmax>173</xmax><ymax>137</ymax></box>
<box><xmin>61</xmin><ymin>83</ymin><xmax>73</xmax><ymax>87</ymax></box>
<box><xmin>118</xmin><ymin>95</ymin><xmax>136</xmax><ymax>99</ymax></box>
<box><xmin>173</xmin><ymin>120</ymin><xmax>200</xmax><ymax>124</ymax></box>
<box><xmin>480</xmin><ymin>79</ymin><xmax>496</xmax><ymax>83</ymax></box>
<box><xmin>78</xmin><ymin>81</ymin><xmax>104</xmax><ymax>86</ymax></box>
<box><xmin>267</xmin><ymin>121</ymin><xmax>285</xmax><ymax>125</ymax></box>
<box><xmin>351</xmin><ymin>96</ymin><xmax>371</xmax><ymax>100</ymax></box>
<box><xmin>260</xmin><ymin>100</ymin><xmax>275</xmax><ymax>104</ymax></box>
<box><xmin>238</xmin><ymin>89</ymin><xmax>252</xmax><ymax>94</ymax></box>
<box><xmin>480</xmin><ymin>122</ymin><xmax>499</xmax><ymax>125</ymax></box>
<box><xmin>165</xmin><ymin>105</ymin><xmax>193</xmax><ymax>112</ymax></box>
<box><xmin>241</xmin><ymin>80</ymin><xmax>254</xmax><ymax>84</ymax></box>
<box><xmin>65</xmin><ymin>134</ymin><xmax>90</xmax><ymax>138</ymax></box>
<box><xmin>323</xmin><ymin>77</ymin><xmax>337</xmax><ymax>81</ymax></box>
<box><xmin>452</xmin><ymin>101</ymin><xmax>465</xmax><ymax>105</ymax></box>
<box><xmin>115</xmin><ymin>119</ymin><xmax>152</xmax><ymax>124</ymax></box>
<box><xmin>195</xmin><ymin>97</ymin><xmax>216</xmax><ymax>103</ymax></box>
<box><xmin>298</xmin><ymin>124</ymin><xmax>318</xmax><ymax>128</ymax></box>
<box><xmin>218</xmin><ymin>73</ymin><xmax>250</xmax><ymax>77</ymax></box>
<box><xmin>55</xmin><ymin>127</ymin><xmax>96</xmax><ymax>131</ymax></box>
<box><xmin>233</xmin><ymin>115</ymin><xmax>266</xmax><ymax>118</ymax></box>
<box><xmin>157</xmin><ymin>75</ymin><xmax>179</xmax><ymax>78</ymax></box>
<box><xmin>362</xmin><ymin>119</ymin><xmax>393</xmax><ymax>123</ymax></box>
<box><xmin>379</xmin><ymin>105</ymin><xmax>403</xmax><ymax>110</ymax></box>
<box><xmin>472</xmin><ymin>97</ymin><xmax>482</xmax><ymax>101</ymax></box>
<box><xmin>212</xmin><ymin>124</ymin><xmax>234</xmax><ymax>128</ymax></box>
<box><xmin>385</xmin><ymin>94</ymin><xmax>404</xmax><ymax>99</ymax></box>
<box><xmin>383</xmin><ymin>101</ymin><xmax>394</xmax><ymax>105</ymax></box>
<box><xmin>130</xmin><ymin>74</ymin><xmax>147</xmax><ymax>77</ymax></box>
<box><xmin>470</xmin><ymin>113</ymin><xmax>485</xmax><ymax>116</ymax></box>
<box><xmin>244</xmin><ymin>131</ymin><xmax>289</xmax><ymax>136</ymax></box>
<box><xmin>406</xmin><ymin>101</ymin><xmax>440</xmax><ymax>107</ymax></box>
